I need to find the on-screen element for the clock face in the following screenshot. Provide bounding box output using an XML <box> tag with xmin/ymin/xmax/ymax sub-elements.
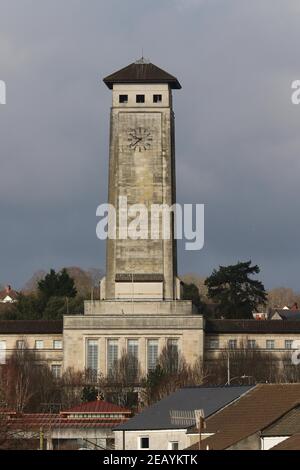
<box><xmin>127</xmin><ymin>127</ymin><xmax>153</xmax><ymax>152</ymax></box>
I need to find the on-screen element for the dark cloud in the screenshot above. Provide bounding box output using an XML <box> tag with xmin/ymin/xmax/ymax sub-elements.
<box><xmin>0</xmin><ymin>1</ymin><xmax>300</xmax><ymax>289</ymax></box>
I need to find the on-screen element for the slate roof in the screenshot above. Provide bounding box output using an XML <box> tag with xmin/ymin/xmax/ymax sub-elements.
<box><xmin>103</xmin><ymin>59</ymin><xmax>181</xmax><ymax>89</ymax></box>
<box><xmin>0</xmin><ymin>320</ymin><xmax>63</xmax><ymax>334</ymax></box>
<box><xmin>188</xmin><ymin>384</ymin><xmax>300</xmax><ymax>450</ymax></box>
<box><xmin>205</xmin><ymin>319</ymin><xmax>300</xmax><ymax>334</ymax></box>
<box><xmin>115</xmin><ymin>386</ymin><xmax>252</xmax><ymax>431</ymax></box>
<box><xmin>270</xmin><ymin>434</ymin><xmax>300</xmax><ymax>450</ymax></box>
<box><xmin>262</xmin><ymin>406</ymin><xmax>300</xmax><ymax>436</ymax></box>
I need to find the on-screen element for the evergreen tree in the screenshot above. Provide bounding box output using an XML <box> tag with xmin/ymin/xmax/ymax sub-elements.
<box><xmin>182</xmin><ymin>282</ymin><xmax>203</xmax><ymax>312</ymax></box>
<box><xmin>205</xmin><ymin>260</ymin><xmax>267</xmax><ymax>319</ymax></box>
<box><xmin>38</xmin><ymin>269</ymin><xmax>77</xmax><ymax>300</ymax></box>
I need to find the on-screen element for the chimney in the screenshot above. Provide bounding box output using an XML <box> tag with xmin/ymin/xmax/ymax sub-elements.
<box><xmin>5</xmin><ymin>285</ymin><xmax>11</xmax><ymax>294</ymax></box>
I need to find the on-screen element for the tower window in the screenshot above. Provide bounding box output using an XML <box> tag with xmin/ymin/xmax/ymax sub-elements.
<box><xmin>153</xmin><ymin>94</ymin><xmax>162</xmax><ymax>103</ymax></box>
<box><xmin>119</xmin><ymin>94</ymin><xmax>128</xmax><ymax>103</ymax></box>
<box><xmin>136</xmin><ymin>94</ymin><xmax>145</xmax><ymax>103</ymax></box>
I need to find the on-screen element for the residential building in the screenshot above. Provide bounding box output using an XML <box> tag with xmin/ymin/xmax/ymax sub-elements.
<box><xmin>0</xmin><ymin>285</ymin><xmax>18</xmax><ymax>304</ymax></box>
<box><xmin>187</xmin><ymin>384</ymin><xmax>300</xmax><ymax>450</ymax></box>
<box><xmin>114</xmin><ymin>386</ymin><xmax>252</xmax><ymax>450</ymax></box>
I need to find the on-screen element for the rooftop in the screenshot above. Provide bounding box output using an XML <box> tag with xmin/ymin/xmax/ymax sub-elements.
<box><xmin>270</xmin><ymin>434</ymin><xmax>300</xmax><ymax>450</ymax></box>
<box><xmin>61</xmin><ymin>400</ymin><xmax>131</xmax><ymax>415</ymax></box>
<box><xmin>205</xmin><ymin>319</ymin><xmax>300</xmax><ymax>334</ymax></box>
<box><xmin>103</xmin><ymin>59</ymin><xmax>181</xmax><ymax>89</ymax></box>
<box><xmin>0</xmin><ymin>320</ymin><xmax>63</xmax><ymax>334</ymax></box>
<box><xmin>188</xmin><ymin>384</ymin><xmax>300</xmax><ymax>450</ymax></box>
<box><xmin>262</xmin><ymin>405</ymin><xmax>300</xmax><ymax>437</ymax></box>
<box><xmin>115</xmin><ymin>386</ymin><xmax>252</xmax><ymax>431</ymax></box>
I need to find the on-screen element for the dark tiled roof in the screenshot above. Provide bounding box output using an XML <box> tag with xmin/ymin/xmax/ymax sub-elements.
<box><xmin>262</xmin><ymin>406</ymin><xmax>300</xmax><ymax>436</ymax></box>
<box><xmin>276</xmin><ymin>310</ymin><xmax>300</xmax><ymax>320</ymax></box>
<box><xmin>115</xmin><ymin>386</ymin><xmax>252</xmax><ymax>431</ymax></box>
<box><xmin>188</xmin><ymin>384</ymin><xmax>300</xmax><ymax>450</ymax></box>
<box><xmin>103</xmin><ymin>60</ymin><xmax>181</xmax><ymax>89</ymax></box>
<box><xmin>115</xmin><ymin>273</ymin><xmax>164</xmax><ymax>282</ymax></box>
<box><xmin>270</xmin><ymin>434</ymin><xmax>300</xmax><ymax>450</ymax></box>
<box><xmin>0</xmin><ymin>320</ymin><xmax>63</xmax><ymax>334</ymax></box>
<box><xmin>205</xmin><ymin>319</ymin><xmax>300</xmax><ymax>334</ymax></box>
<box><xmin>62</xmin><ymin>400</ymin><xmax>131</xmax><ymax>415</ymax></box>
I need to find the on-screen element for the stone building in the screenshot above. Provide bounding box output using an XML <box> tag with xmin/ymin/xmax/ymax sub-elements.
<box><xmin>0</xmin><ymin>320</ymin><xmax>63</xmax><ymax>377</ymax></box>
<box><xmin>62</xmin><ymin>59</ymin><xmax>204</xmax><ymax>376</ymax></box>
<box><xmin>1</xmin><ymin>61</ymin><xmax>300</xmax><ymax>380</ymax></box>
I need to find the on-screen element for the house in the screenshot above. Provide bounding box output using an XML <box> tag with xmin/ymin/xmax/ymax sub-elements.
<box><xmin>114</xmin><ymin>386</ymin><xmax>252</xmax><ymax>450</ymax></box>
<box><xmin>261</xmin><ymin>405</ymin><xmax>300</xmax><ymax>450</ymax></box>
<box><xmin>187</xmin><ymin>384</ymin><xmax>300</xmax><ymax>450</ymax></box>
<box><xmin>1</xmin><ymin>399</ymin><xmax>131</xmax><ymax>450</ymax></box>
<box><xmin>0</xmin><ymin>285</ymin><xmax>18</xmax><ymax>304</ymax></box>
<box><xmin>270</xmin><ymin>434</ymin><xmax>300</xmax><ymax>450</ymax></box>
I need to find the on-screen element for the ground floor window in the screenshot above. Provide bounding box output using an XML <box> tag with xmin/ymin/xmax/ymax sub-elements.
<box><xmin>139</xmin><ymin>436</ymin><xmax>149</xmax><ymax>449</ymax></box>
<box><xmin>86</xmin><ymin>339</ymin><xmax>99</xmax><ymax>379</ymax></box>
<box><xmin>107</xmin><ymin>339</ymin><xmax>119</xmax><ymax>376</ymax></box>
<box><xmin>169</xmin><ymin>441</ymin><xmax>179</xmax><ymax>450</ymax></box>
<box><xmin>51</xmin><ymin>364</ymin><xmax>62</xmax><ymax>379</ymax></box>
<box><xmin>147</xmin><ymin>339</ymin><xmax>159</xmax><ymax>372</ymax></box>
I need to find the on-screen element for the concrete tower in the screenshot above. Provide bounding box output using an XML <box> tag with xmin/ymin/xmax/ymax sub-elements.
<box><xmin>102</xmin><ymin>58</ymin><xmax>182</xmax><ymax>301</ymax></box>
<box><xmin>63</xmin><ymin>60</ymin><xmax>203</xmax><ymax>376</ymax></box>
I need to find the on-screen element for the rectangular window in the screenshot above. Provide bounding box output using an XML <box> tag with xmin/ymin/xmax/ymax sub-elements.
<box><xmin>119</xmin><ymin>94</ymin><xmax>128</xmax><ymax>103</ymax></box>
<box><xmin>128</xmin><ymin>339</ymin><xmax>139</xmax><ymax>359</ymax></box>
<box><xmin>228</xmin><ymin>339</ymin><xmax>237</xmax><ymax>349</ymax></box>
<box><xmin>285</xmin><ymin>340</ymin><xmax>293</xmax><ymax>350</ymax></box>
<box><xmin>35</xmin><ymin>340</ymin><xmax>44</xmax><ymax>350</ymax></box>
<box><xmin>153</xmin><ymin>94</ymin><xmax>162</xmax><ymax>103</ymax></box>
<box><xmin>107</xmin><ymin>339</ymin><xmax>118</xmax><ymax>375</ymax></box>
<box><xmin>167</xmin><ymin>338</ymin><xmax>178</xmax><ymax>354</ymax></box>
<box><xmin>86</xmin><ymin>339</ymin><xmax>98</xmax><ymax>375</ymax></box>
<box><xmin>16</xmin><ymin>340</ymin><xmax>25</xmax><ymax>350</ymax></box>
<box><xmin>247</xmin><ymin>340</ymin><xmax>256</xmax><ymax>349</ymax></box>
<box><xmin>136</xmin><ymin>94</ymin><xmax>145</xmax><ymax>103</ymax></box>
<box><xmin>0</xmin><ymin>341</ymin><xmax>6</xmax><ymax>365</ymax></box>
<box><xmin>266</xmin><ymin>340</ymin><xmax>275</xmax><ymax>350</ymax></box>
<box><xmin>169</xmin><ymin>441</ymin><xmax>179</xmax><ymax>450</ymax></box>
<box><xmin>139</xmin><ymin>437</ymin><xmax>149</xmax><ymax>449</ymax></box>
<box><xmin>147</xmin><ymin>339</ymin><xmax>158</xmax><ymax>372</ymax></box>
<box><xmin>209</xmin><ymin>339</ymin><xmax>219</xmax><ymax>349</ymax></box>
<box><xmin>51</xmin><ymin>365</ymin><xmax>62</xmax><ymax>379</ymax></box>
<box><xmin>53</xmin><ymin>340</ymin><xmax>62</xmax><ymax>349</ymax></box>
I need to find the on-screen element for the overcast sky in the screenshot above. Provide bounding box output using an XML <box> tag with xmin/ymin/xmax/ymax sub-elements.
<box><xmin>1</xmin><ymin>0</ymin><xmax>300</xmax><ymax>290</ymax></box>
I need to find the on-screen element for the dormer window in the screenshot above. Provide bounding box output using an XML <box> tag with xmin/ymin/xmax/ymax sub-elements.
<box><xmin>136</xmin><ymin>94</ymin><xmax>145</xmax><ymax>103</ymax></box>
<box><xmin>153</xmin><ymin>94</ymin><xmax>162</xmax><ymax>103</ymax></box>
<box><xmin>119</xmin><ymin>95</ymin><xmax>128</xmax><ymax>103</ymax></box>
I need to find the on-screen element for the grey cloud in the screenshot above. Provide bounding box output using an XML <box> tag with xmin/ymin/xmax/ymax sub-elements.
<box><xmin>0</xmin><ymin>1</ymin><xmax>300</xmax><ymax>290</ymax></box>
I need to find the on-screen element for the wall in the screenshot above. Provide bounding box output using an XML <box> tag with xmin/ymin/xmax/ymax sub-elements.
<box><xmin>0</xmin><ymin>333</ymin><xmax>63</xmax><ymax>367</ymax></box>
<box><xmin>114</xmin><ymin>429</ymin><xmax>189</xmax><ymax>450</ymax></box>
<box><xmin>63</xmin><ymin>314</ymin><xmax>203</xmax><ymax>375</ymax></box>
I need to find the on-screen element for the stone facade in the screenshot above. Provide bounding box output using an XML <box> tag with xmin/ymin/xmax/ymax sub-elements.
<box><xmin>0</xmin><ymin>331</ymin><xmax>63</xmax><ymax>375</ymax></box>
<box><xmin>62</xmin><ymin>61</ymin><xmax>204</xmax><ymax>376</ymax></box>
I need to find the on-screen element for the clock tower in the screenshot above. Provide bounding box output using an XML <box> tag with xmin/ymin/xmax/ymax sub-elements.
<box><xmin>63</xmin><ymin>59</ymin><xmax>204</xmax><ymax>377</ymax></box>
<box><xmin>103</xmin><ymin>58</ymin><xmax>182</xmax><ymax>301</ymax></box>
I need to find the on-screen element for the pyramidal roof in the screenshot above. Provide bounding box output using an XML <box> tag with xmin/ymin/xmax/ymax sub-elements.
<box><xmin>103</xmin><ymin>58</ymin><xmax>181</xmax><ymax>89</ymax></box>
